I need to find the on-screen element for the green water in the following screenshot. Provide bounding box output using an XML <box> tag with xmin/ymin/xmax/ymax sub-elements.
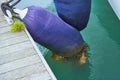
<box><xmin>17</xmin><ymin>0</ymin><xmax>120</xmax><ymax>80</ymax></box>
<box><xmin>45</xmin><ymin>0</ymin><xmax>120</xmax><ymax>80</ymax></box>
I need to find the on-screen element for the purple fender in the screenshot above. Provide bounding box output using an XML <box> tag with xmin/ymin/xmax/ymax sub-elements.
<box><xmin>23</xmin><ymin>6</ymin><xmax>84</xmax><ymax>56</ymax></box>
<box><xmin>54</xmin><ymin>0</ymin><xmax>91</xmax><ymax>31</ymax></box>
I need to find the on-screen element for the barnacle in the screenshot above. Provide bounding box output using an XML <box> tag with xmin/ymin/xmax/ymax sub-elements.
<box><xmin>79</xmin><ymin>52</ymin><xmax>87</xmax><ymax>64</ymax></box>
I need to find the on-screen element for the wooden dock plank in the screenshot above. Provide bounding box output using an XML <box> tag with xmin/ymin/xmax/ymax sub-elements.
<box><xmin>0</xmin><ymin>55</ymin><xmax>41</xmax><ymax>74</ymax></box>
<box><xmin>0</xmin><ymin>35</ymin><xmax>29</xmax><ymax>48</ymax></box>
<box><xmin>0</xmin><ymin>41</ymin><xmax>33</xmax><ymax>56</ymax></box>
<box><xmin>0</xmin><ymin>16</ymin><xmax>5</xmax><ymax>22</ymax></box>
<box><xmin>0</xmin><ymin>31</ymin><xmax>26</xmax><ymax>41</ymax></box>
<box><xmin>0</xmin><ymin>63</ymin><xmax>47</xmax><ymax>80</ymax></box>
<box><xmin>17</xmin><ymin>72</ymin><xmax>52</xmax><ymax>80</ymax></box>
<box><xmin>0</xmin><ymin>26</ymin><xmax>10</xmax><ymax>34</ymax></box>
<box><xmin>0</xmin><ymin>48</ymin><xmax>36</xmax><ymax>65</ymax></box>
<box><xmin>0</xmin><ymin>21</ymin><xmax>9</xmax><ymax>28</ymax></box>
<box><xmin>0</xmin><ymin>1</ymin><xmax>57</xmax><ymax>79</ymax></box>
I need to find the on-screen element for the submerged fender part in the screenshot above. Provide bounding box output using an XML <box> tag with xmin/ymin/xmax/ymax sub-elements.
<box><xmin>54</xmin><ymin>0</ymin><xmax>91</xmax><ymax>31</ymax></box>
<box><xmin>22</xmin><ymin>6</ymin><xmax>85</xmax><ymax>57</ymax></box>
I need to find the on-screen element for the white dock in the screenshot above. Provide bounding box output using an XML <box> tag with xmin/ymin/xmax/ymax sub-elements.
<box><xmin>0</xmin><ymin>1</ymin><xmax>57</xmax><ymax>80</ymax></box>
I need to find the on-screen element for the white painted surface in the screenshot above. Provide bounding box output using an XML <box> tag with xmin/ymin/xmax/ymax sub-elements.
<box><xmin>14</xmin><ymin>8</ymin><xmax>28</xmax><ymax>19</ymax></box>
<box><xmin>108</xmin><ymin>0</ymin><xmax>120</xmax><ymax>20</ymax></box>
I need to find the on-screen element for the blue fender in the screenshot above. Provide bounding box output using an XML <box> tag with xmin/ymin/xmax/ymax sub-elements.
<box><xmin>23</xmin><ymin>6</ymin><xmax>84</xmax><ymax>56</ymax></box>
<box><xmin>54</xmin><ymin>0</ymin><xmax>91</xmax><ymax>31</ymax></box>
